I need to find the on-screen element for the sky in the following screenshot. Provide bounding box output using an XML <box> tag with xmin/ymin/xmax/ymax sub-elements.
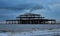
<box><xmin>0</xmin><ymin>0</ymin><xmax>60</xmax><ymax>21</ymax></box>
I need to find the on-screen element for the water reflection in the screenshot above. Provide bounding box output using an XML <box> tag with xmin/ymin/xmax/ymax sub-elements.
<box><xmin>0</xmin><ymin>29</ymin><xmax>60</xmax><ymax>36</ymax></box>
<box><xmin>0</xmin><ymin>24</ymin><xmax>60</xmax><ymax>36</ymax></box>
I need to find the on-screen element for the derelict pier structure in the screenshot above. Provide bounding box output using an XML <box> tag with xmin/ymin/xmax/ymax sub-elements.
<box><xmin>5</xmin><ymin>13</ymin><xmax>56</xmax><ymax>24</ymax></box>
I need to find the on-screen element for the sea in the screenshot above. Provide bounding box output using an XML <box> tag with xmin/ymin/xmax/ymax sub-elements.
<box><xmin>0</xmin><ymin>24</ymin><xmax>60</xmax><ymax>36</ymax></box>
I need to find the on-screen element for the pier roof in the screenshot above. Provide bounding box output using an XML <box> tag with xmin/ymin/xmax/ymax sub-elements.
<box><xmin>20</xmin><ymin>13</ymin><xmax>40</xmax><ymax>16</ymax></box>
<box><xmin>17</xmin><ymin>13</ymin><xmax>44</xmax><ymax>18</ymax></box>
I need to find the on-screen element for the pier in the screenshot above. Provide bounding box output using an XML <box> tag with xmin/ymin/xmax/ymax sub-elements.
<box><xmin>5</xmin><ymin>13</ymin><xmax>56</xmax><ymax>24</ymax></box>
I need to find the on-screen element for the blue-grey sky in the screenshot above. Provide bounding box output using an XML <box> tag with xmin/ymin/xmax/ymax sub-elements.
<box><xmin>0</xmin><ymin>0</ymin><xmax>60</xmax><ymax>21</ymax></box>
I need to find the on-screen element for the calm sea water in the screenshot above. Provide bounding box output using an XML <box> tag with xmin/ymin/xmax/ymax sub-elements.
<box><xmin>0</xmin><ymin>24</ymin><xmax>60</xmax><ymax>36</ymax></box>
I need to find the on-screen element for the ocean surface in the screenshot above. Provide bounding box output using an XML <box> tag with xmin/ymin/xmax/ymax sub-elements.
<box><xmin>0</xmin><ymin>24</ymin><xmax>60</xmax><ymax>36</ymax></box>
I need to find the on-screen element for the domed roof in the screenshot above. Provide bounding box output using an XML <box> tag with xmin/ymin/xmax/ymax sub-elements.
<box><xmin>20</xmin><ymin>13</ymin><xmax>40</xmax><ymax>16</ymax></box>
<box><xmin>17</xmin><ymin>13</ymin><xmax>45</xmax><ymax>18</ymax></box>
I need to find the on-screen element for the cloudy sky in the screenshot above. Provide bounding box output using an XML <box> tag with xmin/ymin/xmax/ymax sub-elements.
<box><xmin>0</xmin><ymin>0</ymin><xmax>60</xmax><ymax>21</ymax></box>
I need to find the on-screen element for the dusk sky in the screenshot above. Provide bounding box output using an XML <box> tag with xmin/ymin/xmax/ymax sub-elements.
<box><xmin>0</xmin><ymin>0</ymin><xmax>60</xmax><ymax>21</ymax></box>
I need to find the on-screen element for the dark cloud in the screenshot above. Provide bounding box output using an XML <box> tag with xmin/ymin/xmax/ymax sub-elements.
<box><xmin>0</xmin><ymin>3</ymin><xmax>44</xmax><ymax>12</ymax></box>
